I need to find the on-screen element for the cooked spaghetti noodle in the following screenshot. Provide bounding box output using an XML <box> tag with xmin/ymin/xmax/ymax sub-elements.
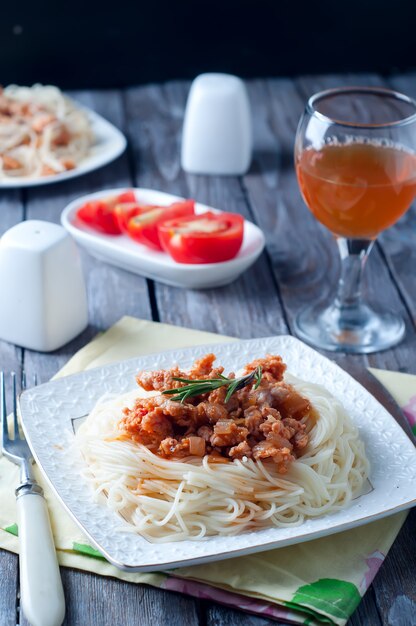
<box><xmin>0</xmin><ymin>84</ymin><xmax>93</xmax><ymax>179</ymax></box>
<box><xmin>76</xmin><ymin>368</ymin><xmax>369</xmax><ymax>543</ymax></box>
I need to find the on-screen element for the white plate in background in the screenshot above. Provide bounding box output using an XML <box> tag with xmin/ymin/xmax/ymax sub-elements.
<box><xmin>61</xmin><ymin>187</ymin><xmax>265</xmax><ymax>289</ymax></box>
<box><xmin>0</xmin><ymin>107</ymin><xmax>126</xmax><ymax>188</ymax></box>
<box><xmin>19</xmin><ymin>336</ymin><xmax>416</xmax><ymax>572</ymax></box>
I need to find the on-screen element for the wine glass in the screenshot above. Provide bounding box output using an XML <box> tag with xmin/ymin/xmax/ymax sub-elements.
<box><xmin>294</xmin><ymin>86</ymin><xmax>416</xmax><ymax>353</ymax></box>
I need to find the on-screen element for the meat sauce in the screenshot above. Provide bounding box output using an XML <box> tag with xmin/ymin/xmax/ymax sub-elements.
<box><xmin>119</xmin><ymin>354</ymin><xmax>312</xmax><ymax>474</ymax></box>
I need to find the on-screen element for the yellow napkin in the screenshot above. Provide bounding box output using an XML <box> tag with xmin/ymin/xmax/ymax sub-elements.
<box><xmin>1</xmin><ymin>316</ymin><xmax>414</xmax><ymax>626</ymax></box>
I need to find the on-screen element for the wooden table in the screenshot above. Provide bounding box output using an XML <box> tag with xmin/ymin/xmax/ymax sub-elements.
<box><xmin>1</xmin><ymin>73</ymin><xmax>415</xmax><ymax>626</ymax></box>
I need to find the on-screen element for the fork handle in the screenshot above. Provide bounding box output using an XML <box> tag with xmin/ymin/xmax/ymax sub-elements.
<box><xmin>17</xmin><ymin>487</ymin><xmax>66</xmax><ymax>626</ymax></box>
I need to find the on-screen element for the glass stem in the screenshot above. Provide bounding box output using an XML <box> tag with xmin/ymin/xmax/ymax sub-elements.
<box><xmin>333</xmin><ymin>238</ymin><xmax>374</xmax><ymax>323</ymax></box>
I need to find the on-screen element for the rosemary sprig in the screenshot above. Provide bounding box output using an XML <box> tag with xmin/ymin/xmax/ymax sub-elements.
<box><xmin>162</xmin><ymin>366</ymin><xmax>262</xmax><ymax>403</ymax></box>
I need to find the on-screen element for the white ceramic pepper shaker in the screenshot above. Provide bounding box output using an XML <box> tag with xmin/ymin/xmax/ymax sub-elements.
<box><xmin>181</xmin><ymin>73</ymin><xmax>252</xmax><ymax>175</ymax></box>
<box><xmin>0</xmin><ymin>220</ymin><xmax>88</xmax><ymax>352</ymax></box>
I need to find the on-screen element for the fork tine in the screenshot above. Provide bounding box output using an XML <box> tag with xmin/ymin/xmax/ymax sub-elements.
<box><xmin>11</xmin><ymin>372</ymin><xmax>18</xmax><ymax>438</ymax></box>
<box><xmin>21</xmin><ymin>370</ymin><xmax>27</xmax><ymax>391</ymax></box>
<box><xmin>1</xmin><ymin>372</ymin><xmax>7</xmax><ymax>443</ymax></box>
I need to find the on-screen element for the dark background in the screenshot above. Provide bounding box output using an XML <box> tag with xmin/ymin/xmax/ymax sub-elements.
<box><xmin>1</xmin><ymin>0</ymin><xmax>415</xmax><ymax>88</ymax></box>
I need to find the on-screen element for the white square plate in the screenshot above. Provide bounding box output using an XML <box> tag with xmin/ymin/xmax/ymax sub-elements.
<box><xmin>0</xmin><ymin>106</ymin><xmax>126</xmax><ymax>188</ymax></box>
<box><xmin>61</xmin><ymin>188</ymin><xmax>265</xmax><ymax>289</ymax></box>
<box><xmin>19</xmin><ymin>336</ymin><xmax>416</xmax><ymax>572</ymax></box>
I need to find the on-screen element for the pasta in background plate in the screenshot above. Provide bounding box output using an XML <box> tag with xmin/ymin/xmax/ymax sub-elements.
<box><xmin>0</xmin><ymin>84</ymin><xmax>93</xmax><ymax>179</ymax></box>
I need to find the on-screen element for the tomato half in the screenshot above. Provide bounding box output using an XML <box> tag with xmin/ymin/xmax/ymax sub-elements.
<box><xmin>76</xmin><ymin>200</ymin><xmax>121</xmax><ymax>234</ymax></box>
<box><xmin>76</xmin><ymin>190</ymin><xmax>137</xmax><ymax>235</ymax></box>
<box><xmin>114</xmin><ymin>203</ymin><xmax>157</xmax><ymax>233</ymax></box>
<box><xmin>157</xmin><ymin>211</ymin><xmax>244</xmax><ymax>263</ymax></box>
<box><xmin>127</xmin><ymin>200</ymin><xmax>195</xmax><ymax>250</ymax></box>
<box><xmin>116</xmin><ymin>190</ymin><xmax>136</xmax><ymax>204</ymax></box>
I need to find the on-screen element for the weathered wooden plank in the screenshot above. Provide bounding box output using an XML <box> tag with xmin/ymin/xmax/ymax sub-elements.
<box><xmin>207</xmin><ymin>604</ymin><xmax>276</xmax><ymax>625</ymax></box>
<box><xmin>21</xmin><ymin>90</ymin><xmax>152</xmax><ymax>382</ymax></box>
<box><xmin>349</xmin><ymin>586</ymin><xmax>382</xmax><ymax>626</ymax></box>
<box><xmin>0</xmin><ymin>334</ymin><xmax>23</xmax><ymax>386</ymax></box>
<box><xmin>124</xmin><ymin>82</ymin><xmax>288</xmax><ymax>339</ymax></box>
<box><xmin>0</xmin><ymin>171</ymin><xmax>23</xmax><ymax>626</ymax></box>
<box><xmin>370</xmin><ymin>509</ymin><xmax>416</xmax><ymax>626</ymax></box>
<box><xmin>0</xmin><ymin>190</ymin><xmax>23</xmax><ymax>234</ymax></box>
<box><xmin>0</xmin><ymin>550</ymin><xmax>18</xmax><ymax>626</ymax></box>
<box><xmin>295</xmin><ymin>72</ymin><xmax>384</xmax><ymax>98</ymax></box>
<box><xmin>378</xmin><ymin>73</ymin><xmax>416</xmax><ymax>329</ymax></box>
<box><xmin>0</xmin><ymin>191</ymin><xmax>24</xmax><ymax>419</ymax></box>
<box><xmin>19</xmin><ymin>569</ymin><xmax>200</xmax><ymax>626</ymax></box>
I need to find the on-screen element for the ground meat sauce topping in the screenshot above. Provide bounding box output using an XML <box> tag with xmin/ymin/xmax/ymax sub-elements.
<box><xmin>119</xmin><ymin>354</ymin><xmax>311</xmax><ymax>474</ymax></box>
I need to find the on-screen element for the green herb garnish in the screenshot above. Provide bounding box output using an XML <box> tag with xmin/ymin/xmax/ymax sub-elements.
<box><xmin>162</xmin><ymin>366</ymin><xmax>262</xmax><ymax>404</ymax></box>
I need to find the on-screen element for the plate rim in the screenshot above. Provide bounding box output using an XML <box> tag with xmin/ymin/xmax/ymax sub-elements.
<box><xmin>19</xmin><ymin>335</ymin><xmax>416</xmax><ymax>571</ymax></box>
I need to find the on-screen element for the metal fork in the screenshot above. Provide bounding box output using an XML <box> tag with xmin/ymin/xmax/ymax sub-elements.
<box><xmin>1</xmin><ymin>372</ymin><xmax>65</xmax><ymax>626</ymax></box>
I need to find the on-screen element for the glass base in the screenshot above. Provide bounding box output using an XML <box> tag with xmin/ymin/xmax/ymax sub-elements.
<box><xmin>294</xmin><ymin>301</ymin><xmax>405</xmax><ymax>354</ymax></box>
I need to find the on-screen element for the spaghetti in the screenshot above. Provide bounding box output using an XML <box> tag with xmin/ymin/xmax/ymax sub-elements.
<box><xmin>0</xmin><ymin>84</ymin><xmax>93</xmax><ymax>179</ymax></box>
<box><xmin>76</xmin><ymin>356</ymin><xmax>369</xmax><ymax>543</ymax></box>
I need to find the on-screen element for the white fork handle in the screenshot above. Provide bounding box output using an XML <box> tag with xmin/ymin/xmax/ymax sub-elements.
<box><xmin>17</xmin><ymin>490</ymin><xmax>66</xmax><ymax>626</ymax></box>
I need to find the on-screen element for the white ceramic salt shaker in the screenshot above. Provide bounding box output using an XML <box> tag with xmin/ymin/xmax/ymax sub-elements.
<box><xmin>181</xmin><ymin>73</ymin><xmax>252</xmax><ymax>175</ymax></box>
<box><xmin>0</xmin><ymin>220</ymin><xmax>88</xmax><ymax>352</ymax></box>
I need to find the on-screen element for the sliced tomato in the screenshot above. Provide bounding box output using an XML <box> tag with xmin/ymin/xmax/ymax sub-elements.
<box><xmin>114</xmin><ymin>203</ymin><xmax>158</xmax><ymax>233</ymax></box>
<box><xmin>127</xmin><ymin>200</ymin><xmax>195</xmax><ymax>250</ymax></box>
<box><xmin>76</xmin><ymin>190</ymin><xmax>137</xmax><ymax>235</ymax></box>
<box><xmin>157</xmin><ymin>211</ymin><xmax>244</xmax><ymax>263</ymax></box>
<box><xmin>116</xmin><ymin>190</ymin><xmax>136</xmax><ymax>204</ymax></box>
<box><xmin>76</xmin><ymin>200</ymin><xmax>121</xmax><ymax>234</ymax></box>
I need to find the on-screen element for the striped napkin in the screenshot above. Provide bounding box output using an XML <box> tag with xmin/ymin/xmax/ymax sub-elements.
<box><xmin>1</xmin><ymin>316</ymin><xmax>414</xmax><ymax>626</ymax></box>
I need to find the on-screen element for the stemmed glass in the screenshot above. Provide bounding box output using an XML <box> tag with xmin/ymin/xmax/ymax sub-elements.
<box><xmin>294</xmin><ymin>87</ymin><xmax>416</xmax><ymax>353</ymax></box>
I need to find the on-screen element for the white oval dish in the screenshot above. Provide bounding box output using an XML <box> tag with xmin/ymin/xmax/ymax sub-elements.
<box><xmin>61</xmin><ymin>188</ymin><xmax>265</xmax><ymax>289</ymax></box>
